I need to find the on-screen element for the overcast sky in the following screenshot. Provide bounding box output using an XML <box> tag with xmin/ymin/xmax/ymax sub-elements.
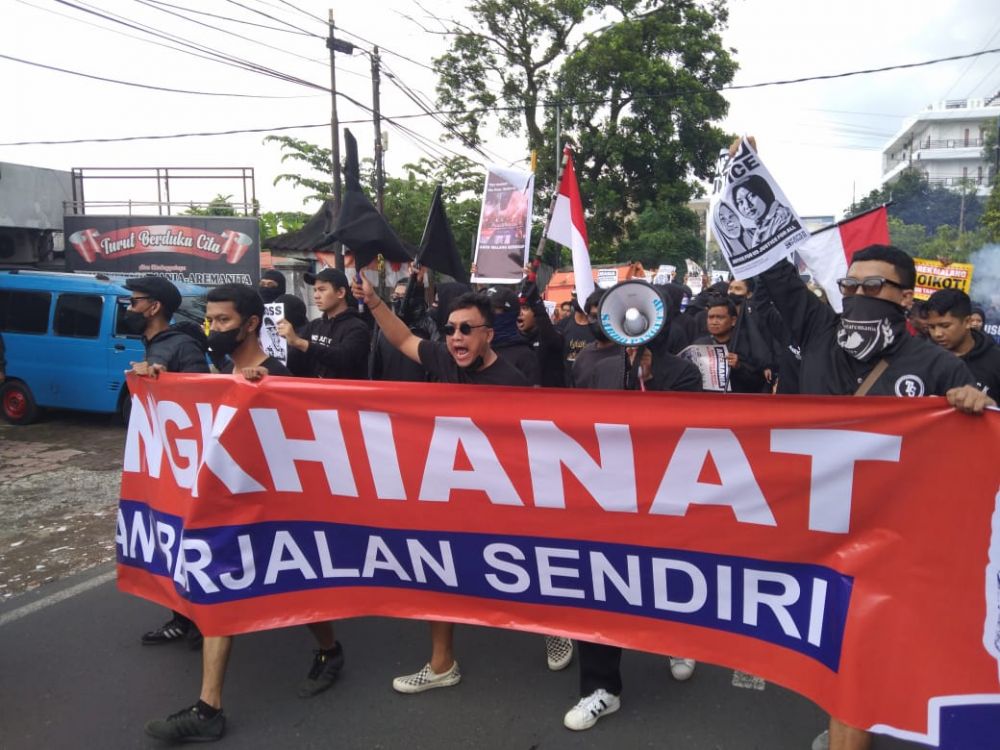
<box><xmin>2</xmin><ymin>0</ymin><xmax>999</xmax><ymax>223</ymax></box>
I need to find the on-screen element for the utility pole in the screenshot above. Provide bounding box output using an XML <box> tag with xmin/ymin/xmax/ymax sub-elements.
<box><xmin>371</xmin><ymin>46</ymin><xmax>385</xmax><ymax>214</ymax></box>
<box><xmin>327</xmin><ymin>9</ymin><xmax>347</xmax><ymax>270</ymax></box>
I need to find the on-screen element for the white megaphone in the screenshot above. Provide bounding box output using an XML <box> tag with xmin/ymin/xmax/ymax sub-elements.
<box><xmin>596</xmin><ymin>280</ymin><xmax>667</xmax><ymax>346</ymax></box>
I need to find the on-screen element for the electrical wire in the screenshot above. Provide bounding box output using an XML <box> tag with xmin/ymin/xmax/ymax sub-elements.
<box><xmin>221</xmin><ymin>0</ymin><xmax>321</xmax><ymax>37</ymax></box>
<box><xmin>139</xmin><ymin>0</ymin><xmax>314</xmax><ymax>35</ymax></box>
<box><xmin>131</xmin><ymin>0</ymin><xmax>330</xmax><ymax>68</ymax></box>
<box><xmin>0</xmin><ymin>52</ymin><xmax>313</xmax><ymax>98</ymax></box>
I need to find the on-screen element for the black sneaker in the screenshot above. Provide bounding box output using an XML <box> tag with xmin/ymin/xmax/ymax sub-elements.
<box><xmin>141</xmin><ymin>617</ymin><xmax>190</xmax><ymax>646</ymax></box>
<box><xmin>144</xmin><ymin>703</ymin><xmax>225</xmax><ymax>742</ymax></box>
<box><xmin>297</xmin><ymin>643</ymin><xmax>345</xmax><ymax>698</ymax></box>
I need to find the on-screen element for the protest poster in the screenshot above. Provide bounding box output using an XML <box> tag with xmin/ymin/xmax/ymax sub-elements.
<box><xmin>654</xmin><ymin>264</ymin><xmax>676</xmax><ymax>284</ymax></box>
<box><xmin>118</xmin><ymin>375</ymin><xmax>1000</xmax><ymax>749</ymax></box>
<box><xmin>471</xmin><ymin>166</ymin><xmax>535</xmax><ymax>284</ymax></box>
<box><xmin>913</xmin><ymin>259</ymin><xmax>975</xmax><ymax>301</ymax></box>
<box><xmin>711</xmin><ymin>138</ymin><xmax>810</xmax><ymax>279</ymax></box>
<box><xmin>259</xmin><ymin>302</ymin><xmax>287</xmax><ymax>364</ymax></box>
<box><xmin>597</xmin><ymin>269</ymin><xmax>619</xmax><ymax>289</ymax></box>
<box><xmin>685</xmin><ymin>259</ymin><xmax>704</xmax><ymax>295</ymax></box>
<box><xmin>679</xmin><ymin>343</ymin><xmax>729</xmax><ymax>391</ymax></box>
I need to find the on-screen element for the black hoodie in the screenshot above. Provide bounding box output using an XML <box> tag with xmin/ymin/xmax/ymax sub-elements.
<box><xmin>300</xmin><ymin>307</ymin><xmax>370</xmax><ymax>379</ymax></box>
<box><xmin>144</xmin><ymin>327</ymin><xmax>209</xmax><ymax>373</ymax></box>
<box><xmin>960</xmin><ymin>328</ymin><xmax>1000</xmax><ymax>399</ymax></box>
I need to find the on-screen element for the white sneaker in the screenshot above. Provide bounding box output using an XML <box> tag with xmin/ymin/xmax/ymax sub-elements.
<box><xmin>669</xmin><ymin>657</ymin><xmax>696</xmax><ymax>681</ymax></box>
<box><xmin>392</xmin><ymin>662</ymin><xmax>461</xmax><ymax>694</ymax></box>
<box><xmin>811</xmin><ymin>730</ymin><xmax>830</xmax><ymax>750</ymax></box>
<box><xmin>545</xmin><ymin>636</ymin><xmax>573</xmax><ymax>671</ymax></box>
<box><xmin>563</xmin><ymin>689</ymin><xmax>621</xmax><ymax>731</ymax></box>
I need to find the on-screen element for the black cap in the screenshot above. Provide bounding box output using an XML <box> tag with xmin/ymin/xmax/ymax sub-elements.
<box><xmin>125</xmin><ymin>275</ymin><xmax>182</xmax><ymax>316</ymax></box>
<box><xmin>304</xmin><ymin>267</ymin><xmax>349</xmax><ymax>289</ymax></box>
<box><xmin>486</xmin><ymin>286</ymin><xmax>519</xmax><ymax>312</ymax></box>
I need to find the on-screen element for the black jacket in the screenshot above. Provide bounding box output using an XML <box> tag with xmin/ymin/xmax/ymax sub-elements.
<box><xmin>760</xmin><ymin>260</ymin><xmax>974</xmax><ymax>396</ymax></box>
<box><xmin>144</xmin><ymin>328</ymin><xmax>209</xmax><ymax>373</ymax></box>
<box><xmin>521</xmin><ymin>298</ymin><xmax>565</xmax><ymax>387</ymax></box>
<box><xmin>493</xmin><ymin>337</ymin><xmax>541</xmax><ymax>386</ymax></box>
<box><xmin>301</xmin><ymin>308</ymin><xmax>371</xmax><ymax>380</ymax></box>
<box><xmin>961</xmin><ymin>329</ymin><xmax>1000</xmax><ymax>399</ymax></box>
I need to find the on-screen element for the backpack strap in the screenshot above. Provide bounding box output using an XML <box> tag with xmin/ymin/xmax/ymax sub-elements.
<box><xmin>854</xmin><ymin>358</ymin><xmax>890</xmax><ymax>397</ymax></box>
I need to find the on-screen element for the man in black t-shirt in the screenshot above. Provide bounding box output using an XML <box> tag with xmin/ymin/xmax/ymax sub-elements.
<box><xmin>351</xmin><ymin>275</ymin><xmax>574</xmax><ymax>691</ymax></box>
<box><xmin>144</xmin><ymin>284</ymin><xmax>344</xmax><ymax>744</ymax></box>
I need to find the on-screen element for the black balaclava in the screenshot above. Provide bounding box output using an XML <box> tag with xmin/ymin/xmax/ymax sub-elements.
<box><xmin>836</xmin><ymin>296</ymin><xmax>908</xmax><ymax>361</ymax></box>
<box><xmin>259</xmin><ymin>270</ymin><xmax>286</xmax><ymax>303</ymax></box>
<box><xmin>274</xmin><ymin>294</ymin><xmax>307</xmax><ymax>329</ymax></box>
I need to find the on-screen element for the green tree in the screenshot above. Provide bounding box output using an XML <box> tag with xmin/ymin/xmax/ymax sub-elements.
<box><xmin>433</xmin><ymin>0</ymin><xmax>736</xmax><ymax>253</ymax></box>
<box><xmin>258</xmin><ymin>211</ymin><xmax>310</xmax><ymax>241</ymax></box>
<box><xmin>981</xmin><ymin>179</ymin><xmax>1000</xmax><ymax>242</ymax></box>
<box><xmin>846</xmin><ymin>166</ymin><xmax>984</xmax><ymax>234</ymax></box>
<box><xmin>184</xmin><ymin>193</ymin><xmax>238</xmax><ymax>217</ymax></box>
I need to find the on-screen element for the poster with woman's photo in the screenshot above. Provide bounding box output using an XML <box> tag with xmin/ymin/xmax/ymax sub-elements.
<box><xmin>259</xmin><ymin>302</ymin><xmax>287</xmax><ymax>364</ymax></box>
<box><xmin>471</xmin><ymin>166</ymin><xmax>534</xmax><ymax>284</ymax></box>
<box><xmin>711</xmin><ymin>138</ymin><xmax>810</xmax><ymax>279</ymax></box>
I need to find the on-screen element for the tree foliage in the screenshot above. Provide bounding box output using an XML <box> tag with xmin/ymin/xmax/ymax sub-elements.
<box><xmin>183</xmin><ymin>193</ymin><xmax>238</xmax><ymax>217</ymax></box>
<box><xmin>433</xmin><ymin>0</ymin><xmax>736</xmax><ymax>259</ymax></box>
<box><xmin>847</xmin><ymin>166</ymin><xmax>984</xmax><ymax>234</ymax></box>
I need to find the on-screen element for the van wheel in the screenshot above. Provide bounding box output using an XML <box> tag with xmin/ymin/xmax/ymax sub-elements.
<box><xmin>116</xmin><ymin>388</ymin><xmax>132</xmax><ymax>426</ymax></box>
<box><xmin>0</xmin><ymin>381</ymin><xmax>40</xmax><ymax>425</ymax></box>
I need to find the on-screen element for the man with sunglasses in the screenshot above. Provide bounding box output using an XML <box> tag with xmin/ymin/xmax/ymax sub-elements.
<box><xmin>351</xmin><ymin>275</ymin><xmax>576</xmax><ymax>690</ymax></box>
<box><xmin>759</xmin><ymin>245</ymin><xmax>992</xmax><ymax>750</ymax></box>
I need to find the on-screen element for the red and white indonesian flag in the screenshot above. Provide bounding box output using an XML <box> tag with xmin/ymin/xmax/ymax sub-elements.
<box><xmin>546</xmin><ymin>148</ymin><xmax>594</xmax><ymax>305</ymax></box>
<box><xmin>796</xmin><ymin>205</ymin><xmax>890</xmax><ymax>312</ymax></box>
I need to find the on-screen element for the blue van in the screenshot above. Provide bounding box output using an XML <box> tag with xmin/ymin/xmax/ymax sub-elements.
<box><xmin>0</xmin><ymin>270</ymin><xmax>206</xmax><ymax>424</ymax></box>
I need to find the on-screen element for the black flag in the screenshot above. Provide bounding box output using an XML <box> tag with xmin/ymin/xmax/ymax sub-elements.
<box><xmin>330</xmin><ymin>129</ymin><xmax>415</xmax><ymax>269</ymax></box>
<box><xmin>417</xmin><ymin>184</ymin><xmax>469</xmax><ymax>283</ymax></box>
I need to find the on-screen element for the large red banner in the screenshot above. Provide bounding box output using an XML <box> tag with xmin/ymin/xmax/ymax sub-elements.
<box><xmin>117</xmin><ymin>374</ymin><xmax>1000</xmax><ymax>747</ymax></box>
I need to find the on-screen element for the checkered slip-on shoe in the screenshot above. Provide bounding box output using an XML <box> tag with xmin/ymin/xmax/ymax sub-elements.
<box><xmin>392</xmin><ymin>662</ymin><xmax>461</xmax><ymax>694</ymax></box>
<box><xmin>545</xmin><ymin>636</ymin><xmax>574</xmax><ymax>671</ymax></box>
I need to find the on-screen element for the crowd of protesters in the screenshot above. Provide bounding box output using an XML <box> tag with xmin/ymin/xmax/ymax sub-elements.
<box><xmin>124</xmin><ymin>239</ymin><xmax>997</xmax><ymax>746</ymax></box>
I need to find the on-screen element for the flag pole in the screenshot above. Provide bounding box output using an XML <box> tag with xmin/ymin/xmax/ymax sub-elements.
<box><xmin>529</xmin><ymin>145</ymin><xmax>572</xmax><ymax>294</ymax></box>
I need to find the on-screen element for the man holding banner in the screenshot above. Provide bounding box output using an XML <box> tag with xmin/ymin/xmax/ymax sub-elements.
<box><xmin>143</xmin><ymin>284</ymin><xmax>345</xmax><ymax>743</ymax></box>
<box><xmin>759</xmin><ymin>247</ymin><xmax>993</xmax><ymax>750</ymax></box>
<box><xmin>350</xmin><ymin>274</ymin><xmax>573</xmax><ymax>691</ymax></box>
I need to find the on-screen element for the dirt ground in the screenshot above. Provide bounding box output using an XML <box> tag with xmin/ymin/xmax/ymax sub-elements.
<box><xmin>0</xmin><ymin>411</ymin><xmax>125</xmax><ymax>600</ymax></box>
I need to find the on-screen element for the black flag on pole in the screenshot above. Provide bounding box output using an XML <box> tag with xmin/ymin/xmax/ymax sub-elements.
<box><xmin>329</xmin><ymin>129</ymin><xmax>415</xmax><ymax>270</ymax></box>
<box><xmin>417</xmin><ymin>184</ymin><xmax>469</xmax><ymax>283</ymax></box>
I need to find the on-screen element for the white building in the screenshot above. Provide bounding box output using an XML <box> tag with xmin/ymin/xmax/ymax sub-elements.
<box><xmin>881</xmin><ymin>95</ymin><xmax>1000</xmax><ymax>197</ymax></box>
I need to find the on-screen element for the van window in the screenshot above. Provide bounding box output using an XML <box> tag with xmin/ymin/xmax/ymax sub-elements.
<box><xmin>54</xmin><ymin>293</ymin><xmax>103</xmax><ymax>338</ymax></box>
<box><xmin>0</xmin><ymin>290</ymin><xmax>52</xmax><ymax>334</ymax></box>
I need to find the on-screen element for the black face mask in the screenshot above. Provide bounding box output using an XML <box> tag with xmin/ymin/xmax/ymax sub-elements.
<box><xmin>589</xmin><ymin>319</ymin><xmax>610</xmax><ymax>343</ymax></box>
<box><xmin>123</xmin><ymin>310</ymin><xmax>148</xmax><ymax>335</ymax></box>
<box><xmin>207</xmin><ymin>327</ymin><xmax>245</xmax><ymax>358</ymax></box>
<box><xmin>836</xmin><ymin>296</ymin><xmax>908</xmax><ymax>361</ymax></box>
<box><xmin>729</xmin><ymin>293</ymin><xmax>746</xmax><ymax>306</ymax></box>
<box><xmin>259</xmin><ymin>286</ymin><xmax>281</xmax><ymax>304</ymax></box>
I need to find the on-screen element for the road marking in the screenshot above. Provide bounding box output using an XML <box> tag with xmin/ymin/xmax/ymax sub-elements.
<box><xmin>732</xmin><ymin>670</ymin><xmax>767</xmax><ymax>690</ymax></box>
<box><xmin>0</xmin><ymin>569</ymin><xmax>116</xmax><ymax>628</ymax></box>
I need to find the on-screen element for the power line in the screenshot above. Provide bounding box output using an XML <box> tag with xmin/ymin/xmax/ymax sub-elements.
<box><xmin>221</xmin><ymin>0</ymin><xmax>321</xmax><ymax>38</ymax></box>
<box><xmin>132</xmin><ymin>0</ymin><xmax>329</xmax><ymax>68</ymax></box>
<box><xmin>723</xmin><ymin>46</ymin><xmax>1000</xmax><ymax>90</ymax></box>
<box><xmin>0</xmin><ymin>52</ymin><xmax>313</xmax><ymax>98</ymax></box>
<box><xmin>139</xmin><ymin>0</ymin><xmax>313</xmax><ymax>35</ymax></box>
<box><xmin>336</xmin><ymin>26</ymin><xmax>436</xmax><ymax>71</ymax></box>
<box><xmin>0</xmin><ymin>123</ymin><xmax>330</xmax><ymax>147</ymax></box>
<box><xmin>272</xmin><ymin>0</ymin><xmax>325</xmax><ymax>25</ymax></box>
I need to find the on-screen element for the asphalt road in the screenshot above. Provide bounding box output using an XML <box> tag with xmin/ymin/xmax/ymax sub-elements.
<box><xmin>0</xmin><ymin>412</ymin><xmax>926</xmax><ymax>750</ymax></box>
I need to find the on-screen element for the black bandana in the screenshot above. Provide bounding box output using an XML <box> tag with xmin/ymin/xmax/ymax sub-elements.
<box><xmin>836</xmin><ymin>296</ymin><xmax>907</xmax><ymax>361</ymax></box>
